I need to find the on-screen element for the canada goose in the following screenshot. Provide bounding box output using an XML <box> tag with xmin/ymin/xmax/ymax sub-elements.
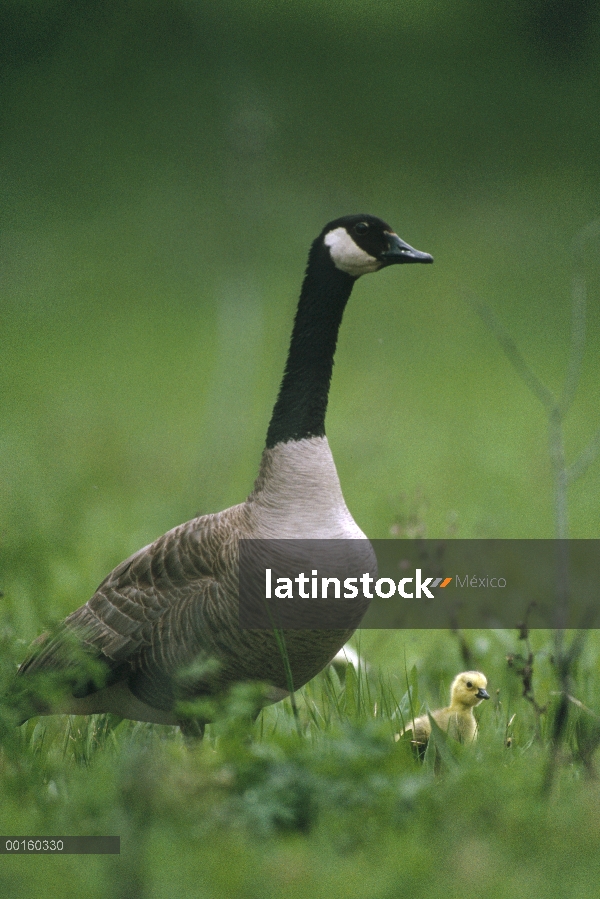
<box><xmin>397</xmin><ymin>671</ymin><xmax>490</xmax><ymax>752</ymax></box>
<box><xmin>16</xmin><ymin>214</ymin><xmax>433</xmax><ymax>734</ymax></box>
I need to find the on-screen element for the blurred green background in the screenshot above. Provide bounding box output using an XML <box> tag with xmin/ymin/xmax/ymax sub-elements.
<box><xmin>2</xmin><ymin>3</ymin><xmax>600</xmax><ymax>897</ymax></box>
<box><xmin>2</xmin><ymin>0</ymin><xmax>599</xmax><ymax>638</ymax></box>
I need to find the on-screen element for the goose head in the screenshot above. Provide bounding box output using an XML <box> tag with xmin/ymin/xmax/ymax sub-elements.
<box><xmin>322</xmin><ymin>214</ymin><xmax>433</xmax><ymax>278</ymax></box>
<box><xmin>449</xmin><ymin>671</ymin><xmax>490</xmax><ymax>710</ymax></box>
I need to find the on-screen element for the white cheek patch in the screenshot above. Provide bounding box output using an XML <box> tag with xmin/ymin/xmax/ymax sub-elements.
<box><xmin>324</xmin><ymin>227</ymin><xmax>382</xmax><ymax>276</ymax></box>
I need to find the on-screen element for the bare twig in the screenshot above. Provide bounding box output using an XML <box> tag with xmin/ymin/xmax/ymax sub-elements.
<box><xmin>467</xmin><ymin>298</ymin><xmax>556</xmax><ymax>413</ymax></box>
<box><xmin>470</xmin><ymin>220</ymin><xmax>599</xmax><ymax>790</ymax></box>
<box><xmin>550</xmin><ymin>691</ymin><xmax>600</xmax><ymax>720</ymax></box>
<box><xmin>449</xmin><ymin>621</ymin><xmax>472</xmax><ymax>670</ymax></box>
<box><xmin>567</xmin><ymin>425</ymin><xmax>600</xmax><ymax>484</ymax></box>
<box><xmin>507</xmin><ymin>626</ymin><xmax>547</xmax><ymax>740</ymax></box>
<box><xmin>468</xmin><ymin>218</ymin><xmax>600</xmax><ymax>541</ymax></box>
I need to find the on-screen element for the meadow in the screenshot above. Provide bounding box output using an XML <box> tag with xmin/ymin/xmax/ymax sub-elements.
<box><xmin>1</xmin><ymin>2</ymin><xmax>600</xmax><ymax>896</ymax></box>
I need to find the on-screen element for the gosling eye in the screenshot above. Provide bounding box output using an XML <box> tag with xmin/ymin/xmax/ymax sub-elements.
<box><xmin>354</xmin><ymin>222</ymin><xmax>369</xmax><ymax>235</ymax></box>
<box><xmin>466</xmin><ymin>681</ymin><xmax>473</xmax><ymax>689</ymax></box>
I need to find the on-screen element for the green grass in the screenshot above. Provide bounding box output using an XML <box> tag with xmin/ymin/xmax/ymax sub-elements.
<box><xmin>2</xmin><ymin>627</ymin><xmax>600</xmax><ymax>899</ymax></box>
<box><xmin>2</xmin><ymin>2</ymin><xmax>600</xmax><ymax>895</ymax></box>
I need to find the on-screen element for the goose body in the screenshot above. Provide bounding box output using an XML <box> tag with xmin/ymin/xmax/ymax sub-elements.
<box><xmin>17</xmin><ymin>214</ymin><xmax>433</xmax><ymax>732</ymax></box>
<box><xmin>398</xmin><ymin>671</ymin><xmax>490</xmax><ymax>751</ymax></box>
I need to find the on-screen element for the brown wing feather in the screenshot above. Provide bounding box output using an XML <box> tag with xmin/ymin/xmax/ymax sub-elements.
<box><xmin>18</xmin><ymin>501</ymin><xmax>371</xmax><ymax>719</ymax></box>
<box><xmin>18</xmin><ymin>504</ymin><xmax>247</xmax><ymax>710</ymax></box>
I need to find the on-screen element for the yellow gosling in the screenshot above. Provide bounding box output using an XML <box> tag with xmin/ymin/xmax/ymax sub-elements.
<box><xmin>397</xmin><ymin>671</ymin><xmax>489</xmax><ymax>751</ymax></box>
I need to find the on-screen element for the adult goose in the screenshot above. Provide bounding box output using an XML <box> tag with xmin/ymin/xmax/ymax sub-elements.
<box><xmin>16</xmin><ymin>214</ymin><xmax>432</xmax><ymax>734</ymax></box>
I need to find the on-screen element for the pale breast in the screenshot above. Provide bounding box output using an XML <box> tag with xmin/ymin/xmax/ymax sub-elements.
<box><xmin>248</xmin><ymin>436</ymin><xmax>367</xmax><ymax>540</ymax></box>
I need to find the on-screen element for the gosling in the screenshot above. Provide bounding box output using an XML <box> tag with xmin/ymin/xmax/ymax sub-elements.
<box><xmin>397</xmin><ymin>671</ymin><xmax>489</xmax><ymax>752</ymax></box>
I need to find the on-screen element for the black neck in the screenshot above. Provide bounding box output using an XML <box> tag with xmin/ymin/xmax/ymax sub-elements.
<box><xmin>266</xmin><ymin>240</ymin><xmax>356</xmax><ymax>448</ymax></box>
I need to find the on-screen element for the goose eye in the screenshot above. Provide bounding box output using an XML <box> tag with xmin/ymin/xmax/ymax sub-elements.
<box><xmin>466</xmin><ymin>681</ymin><xmax>473</xmax><ymax>688</ymax></box>
<box><xmin>354</xmin><ymin>222</ymin><xmax>369</xmax><ymax>235</ymax></box>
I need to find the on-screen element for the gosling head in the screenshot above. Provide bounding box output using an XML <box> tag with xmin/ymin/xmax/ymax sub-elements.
<box><xmin>449</xmin><ymin>671</ymin><xmax>490</xmax><ymax>710</ymax></box>
<box><xmin>321</xmin><ymin>214</ymin><xmax>433</xmax><ymax>278</ymax></box>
